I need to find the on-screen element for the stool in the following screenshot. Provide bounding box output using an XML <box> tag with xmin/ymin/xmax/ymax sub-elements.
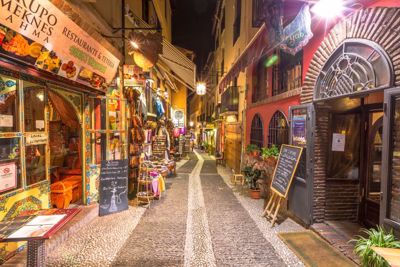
<box><xmin>232</xmin><ymin>173</ymin><xmax>244</xmax><ymax>185</ymax></box>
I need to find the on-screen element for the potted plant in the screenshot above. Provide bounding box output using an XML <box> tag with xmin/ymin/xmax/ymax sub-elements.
<box><xmin>352</xmin><ymin>226</ymin><xmax>400</xmax><ymax>267</ymax></box>
<box><xmin>246</xmin><ymin>144</ymin><xmax>260</xmax><ymax>157</ymax></box>
<box><xmin>243</xmin><ymin>166</ymin><xmax>262</xmax><ymax>199</ymax></box>
<box><xmin>261</xmin><ymin>145</ymin><xmax>279</xmax><ymax>167</ymax></box>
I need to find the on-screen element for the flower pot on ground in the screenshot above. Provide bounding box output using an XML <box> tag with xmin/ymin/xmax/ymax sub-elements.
<box><xmin>243</xmin><ymin>166</ymin><xmax>262</xmax><ymax>199</ymax></box>
<box><xmin>249</xmin><ymin>189</ymin><xmax>261</xmax><ymax>199</ymax></box>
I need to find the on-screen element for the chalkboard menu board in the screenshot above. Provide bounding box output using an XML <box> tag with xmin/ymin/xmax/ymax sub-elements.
<box><xmin>99</xmin><ymin>159</ymin><xmax>128</xmax><ymax>217</ymax></box>
<box><xmin>153</xmin><ymin>135</ymin><xmax>166</xmax><ymax>157</ymax></box>
<box><xmin>271</xmin><ymin>145</ymin><xmax>303</xmax><ymax>198</ymax></box>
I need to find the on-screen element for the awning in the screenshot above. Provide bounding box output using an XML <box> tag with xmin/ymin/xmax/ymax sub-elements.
<box><xmin>218</xmin><ymin>24</ymin><xmax>267</xmax><ymax>91</ymax></box>
<box><xmin>159</xmin><ymin>40</ymin><xmax>196</xmax><ymax>90</ymax></box>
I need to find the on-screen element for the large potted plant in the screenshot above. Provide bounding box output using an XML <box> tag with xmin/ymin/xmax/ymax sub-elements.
<box><xmin>353</xmin><ymin>226</ymin><xmax>400</xmax><ymax>267</ymax></box>
<box><xmin>246</xmin><ymin>144</ymin><xmax>260</xmax><ymax>157</ymax></box>
<box><xmin>243</xmin><ymin>166</ymin><xmax>262</xmax><ymax>199</ymax></box>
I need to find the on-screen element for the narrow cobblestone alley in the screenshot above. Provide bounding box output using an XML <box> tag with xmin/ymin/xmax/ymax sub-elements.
<box><xmin>109</xmin><ymin>151</ymin><xmax>302</xmax><ymax>267</ymax></box>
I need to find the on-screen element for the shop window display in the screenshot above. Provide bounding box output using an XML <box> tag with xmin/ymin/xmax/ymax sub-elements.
<box><xmin>0</xmin><ymin>138</ymin><xmax>21</xmax><ymax>193</ymax></box>
<box><xmin>0</xmin><ymin>75</ymin><xmax>18</xmax><ymax>132</ymax></box>
<box><xmin>23</xmin><ymin>83</ymin><xmax>45</xmax><ymax>132</ymax></box>
<box><xmin>26</xmin><ymin>144</ymin><xmax>46</xmax><ymax>186</ymax></box>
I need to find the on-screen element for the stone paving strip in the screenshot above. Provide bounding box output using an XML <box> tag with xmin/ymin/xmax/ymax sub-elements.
<box><xmin>217</xmin><ymin>165</ymin><xmax>305</xmax><ymax>267</ymax></box>
<box><xmin>46</xmin><ymin>206</ymin><xmax>146</xmax><ymax>267</ymax></box>
<box><xmin>201</xmin><ymin>166</ymin><xmax>284</xmax><ymax>266</ymax></box>
<box><xmin>112</xmin><ymin>159</ymin><xmax>196</xmax><ymax>266</ymax></box>
<box><xmin>184</xmin><ymin>151</ymin><xmax>217</xmax><ymax>267</ymax></box>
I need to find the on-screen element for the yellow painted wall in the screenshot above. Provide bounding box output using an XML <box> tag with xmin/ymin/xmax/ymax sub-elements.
<box><xmin>0</xmin><ymin>183</ymin><xmax>50</xmax><ymax>263</ymax></box>
<box><xmin>171</xmin><ymin>84</ymin><xmax>187</xmax><ymax>119</ymax></box>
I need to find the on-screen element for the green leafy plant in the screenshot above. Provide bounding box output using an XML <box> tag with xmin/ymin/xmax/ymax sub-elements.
<box><xmin>261</xmin><ymin>145</ymin><xmax>280</xmax><ymax>159</ymax></box>
<box><xmin>352</xmin><ymin>226</ymin><xmax>400</xmax><ymax>267</ymax></box>
<box><xmin>242</xmin><ymin>166</ymin><xmax>261</xmax><ymax>189</ymax></box>
<box><xmin>246</xmin><ymin>144</ymin><xmax>260</xmax><ymax>154</ymax></box>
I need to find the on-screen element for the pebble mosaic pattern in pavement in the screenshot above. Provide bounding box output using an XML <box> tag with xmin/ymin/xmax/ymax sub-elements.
<box><xmin>44</xmin><ymin>152</ymin><xmax>305</xmax><ymax>266</ymax></box>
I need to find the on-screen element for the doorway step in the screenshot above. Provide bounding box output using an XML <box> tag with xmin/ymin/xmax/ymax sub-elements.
<box><xmin>2</xmin><ymin>204</ymin><xmax>98</xmax><ymax>266</ymax></box>
<box><xmin>311</xmin><ymin>221</ymin><xmax>362</xmax><ymax>265</ymax></box>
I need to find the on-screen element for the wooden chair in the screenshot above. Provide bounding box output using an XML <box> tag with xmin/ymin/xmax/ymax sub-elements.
<box><xmin>232</xmin><ymin>169</ymin><xmax>245</xmax><ymax>185</ymax></box>
<box><xmin>216</xmin><ymin>152</ymin><xmax>225</xmax><ymax>166</ymax></box>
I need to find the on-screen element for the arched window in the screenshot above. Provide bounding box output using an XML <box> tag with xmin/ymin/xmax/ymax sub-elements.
<box><xmin>268</xmin><ymin>111</ymin><xmax>288</xmax><ymax>147</ymax></box>
<box><xmin>250</xmin><ymin>114</ymin><xmax>263</xmax><ymax>148</ymax></box>
<box><xmin>315</xmin><ymin>40</ymin><xmax>392</xmax><ymax>100</ymax></box>
<box><xmin>252</xmin><ymin>56</ymin><xmax>268</xmax><ymax>103</ymax></box>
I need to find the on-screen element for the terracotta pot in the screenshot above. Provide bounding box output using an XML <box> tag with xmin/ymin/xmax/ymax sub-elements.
<box><xmin>249</xmin><ymin>189</ymin><xmax>261</xmax><ymax>199</ymax></box>
<box><xmin>264</xmin><ymin>156</ymin><xmax>277</xmax><ymax>167</ymax></box>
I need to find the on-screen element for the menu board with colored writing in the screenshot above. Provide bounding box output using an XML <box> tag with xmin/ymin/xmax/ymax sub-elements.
<box><xmin>99</xmin><ymin>159</ymin><xmax>128</xmax><ymax>217</ymax></box>
<box><xmin>271</xmin><ymin>145</ymin><xmax>303</xmax><ymax>198</ymax></box>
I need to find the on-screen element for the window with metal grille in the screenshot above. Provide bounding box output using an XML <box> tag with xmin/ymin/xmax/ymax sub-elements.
<box><xmin>250</xmin><ymin>114</ymin><xmax>263</xmax><ymax>148</ymax></box>
<box><xmin>272</xmin><ymin>50</ymin><xmax>303</xmax><ymax>96</ymax></box>
<box><xmin>252</xmin><ymin>56</ymin><xmax>268</xmax><ymax>103</ymax></box>
<box><xmin>268</xmin><ymin>111</ymin><xmax>288</xmax><ymax>147</ymax></box>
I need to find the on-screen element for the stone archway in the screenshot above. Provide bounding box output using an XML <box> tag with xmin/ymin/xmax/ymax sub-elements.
<box><xmin>301</xmin><ymin>7</ymin><xmax>400</xmax><ymax>104</ymax></box>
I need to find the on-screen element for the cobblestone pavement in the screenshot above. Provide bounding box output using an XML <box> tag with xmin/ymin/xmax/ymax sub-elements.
<box><xmin>46</xmin><ymin>206</ymin><xmax>146</xmax><ymax>266</ymax></box>
<box><xmin>45</xmin><ymin>152</ymin><xmax>304</xmax><ymax>266</ymax></box>
<box><xmin>112</xmin><ymin>159</ymin><xmax>196</xmax><ymax>266</ymax></box>
<box><xmin>201</xmin><ymin>171</ymin><xmax>284</xmax><ymax>266</ymax></box>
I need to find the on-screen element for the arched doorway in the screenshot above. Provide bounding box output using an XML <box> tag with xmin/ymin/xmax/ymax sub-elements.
<box><xmin>48</xmin><ymin>89</ymin><xmax>83</xmax><ymax>207</ymax></box>
<box><xmin>250</xmin><ymin>114</ymin><xmax>263</xmax><ymax>148</ymax></box>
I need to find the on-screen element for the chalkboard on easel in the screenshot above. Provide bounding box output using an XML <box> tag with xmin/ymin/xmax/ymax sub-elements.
<box><xmin>270</xmin><ymin>145</ymin><xmax>303</xmax><ymax>198</ymax></box>
<box><xmin>99</xmin><ymin>159</ymin><xmax>128</xmax><ymax>217</ymax></box>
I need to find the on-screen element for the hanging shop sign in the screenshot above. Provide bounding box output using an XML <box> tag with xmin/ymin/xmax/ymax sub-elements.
<box><xmin>0</xmin><ymin>162</ymin><xmax>17</xmax><ymax>193</ymax></box>
<box><xmin>0</xmin><ymin>0</ymin><xmax>120</xmax><ymax>90</ymax></box>
<box><xmin>25</xmin><ymin>133</ymin><xmax>48</xmax><ymax>145</ymax></box>
<box><xmin>280</xmin><ymin>4</ymin><xmax>313</xmax><ymax>55</ymax></box>
<box><xmin>99</xmin><ymin>159</ymin><xmax>129</xmax><ymax>217</ymax></box>
<box><xmin>270</xmin><ymin>145</ymin><xmax>303</xmax><ymax>198</ymax></box>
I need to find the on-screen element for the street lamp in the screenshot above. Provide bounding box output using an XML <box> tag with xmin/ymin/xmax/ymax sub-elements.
<box><xmin>196</xmin><ymin>82</ymin><xmax>206</xmax><ymax>96</ymax></box>
<box><xmin>311</xmin><ymin>0</ymin><xmax>344</xmax><ymax>19</ymax></box>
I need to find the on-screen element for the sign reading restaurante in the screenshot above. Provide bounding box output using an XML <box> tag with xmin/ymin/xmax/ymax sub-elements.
<box><xmin>0</xmin><ymin>0</ymin><xmax>120</xmax><ymax>90</ymax></box>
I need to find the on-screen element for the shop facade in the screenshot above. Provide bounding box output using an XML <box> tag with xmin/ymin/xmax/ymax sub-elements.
<box><xmin>287</xmin><ymin>4</ymin><xmax>400</xmax><ymax>234</ymax></box>
<box><xmin>0</xmin><ymin>0</ymin><xmax>121</xmax><ymax>262</ymax></box>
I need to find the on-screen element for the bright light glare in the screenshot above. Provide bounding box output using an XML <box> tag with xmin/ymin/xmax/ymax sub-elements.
<box><xmin>196</xmin><ymin>82</ymin><xmax>206</xmax><ymax>95</ymax></box>
<box><xmin>189</xmin><ymin>121</ymin><xmax>194</xmax><ymax>127</ymax></box>
<box><xmin>130</xmin><ymin>41</ymin><xmax>139</xmax><ymax>49</ymax></box>
<box><xmin>311</xmin><ymin>0</ymin><xmax>344</xmax><ymax>19</ymax></box>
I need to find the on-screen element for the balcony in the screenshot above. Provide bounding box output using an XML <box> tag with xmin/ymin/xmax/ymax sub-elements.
<box><xmin>221</xmin><ymin>86</ymin><xmax>239</xmax><ymax>116</ymax></box>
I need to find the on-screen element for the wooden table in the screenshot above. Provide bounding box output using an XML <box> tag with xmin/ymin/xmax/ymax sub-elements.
<box><xmin>0</xmin><ymin>209</ymin><xmax>79</xmax><ymax>267</ymax></box>
<box><xmin>372</xmin><ymin>246</ymin><xmax>400</xmax><ymax>267</ymax></box>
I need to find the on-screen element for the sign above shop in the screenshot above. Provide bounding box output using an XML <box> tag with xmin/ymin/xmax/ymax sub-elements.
<box><xmin>281</xmin><ymin>4</ymin><xmax>313</xmax><ymax>55</ymax></box>
<box><xmin>0</xmin><ymin>0</ymin><xmax>120</xmax><ymax>90</ymax></box>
